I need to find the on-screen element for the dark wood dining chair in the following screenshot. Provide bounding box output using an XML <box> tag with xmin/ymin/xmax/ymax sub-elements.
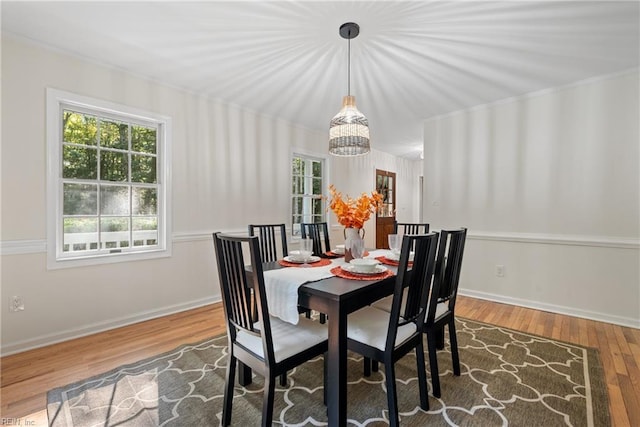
<box><xmin>368</xmin><ymin>228</ymin><xmax>467</xmax><ymax>396</ymax></box>
<box><xmin>299</xmin><ymin>222</ymin><xmax>331</xmax><ymax>324</ymax></box>
<box><xmin>423</xmin><ymin>227</ymin><xmax>467</xmax><ymax>398</ymax></box>
<box><xmin>249</xmin><ymin>223</ymin><xmax>313</xmax><ymax>362</ymax></box>
<box><xmin>248</xmin><ymin>223</ymin><xmax>288</xmax><ymax>263</ymax></box>
<box><xmin>300</xmin><ymin>222</ymin><xmax>331</xmax><ymax>256</ymax></box>
<box><xmin>213</xmin><ymin>232</ymin><xmax>328</xmax><ymax>427</ymax></box>
<box><xmin>346</xmin><ymin>233</ymin><xmax>439</xmax><ymax>426</ymax></box>
<box><xmin>394</xmin><ymin>221</ymin><xmax>430</xmax><ymax>235</ymax></box>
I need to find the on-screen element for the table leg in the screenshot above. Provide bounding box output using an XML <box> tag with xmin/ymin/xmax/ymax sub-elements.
<box><xmin>238</xmin><ymin>361</ymin><xmax>252</xmax><ymax>386</ymax></box>
<box><xmin>326</xmin><ymin>304</ymin><xmax>347</xmax><ymax>427</ymax></box>
<box><xmin>436</xmin><ymin>326</ymin><xmax>445</xmax><ymax>350</ymax></box>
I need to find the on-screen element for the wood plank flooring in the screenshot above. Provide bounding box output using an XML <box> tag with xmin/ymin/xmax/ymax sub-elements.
<box><xmin>1</xmin><ymin>297</ymin><xmax>638</xmax><ymax>426</ymax></box>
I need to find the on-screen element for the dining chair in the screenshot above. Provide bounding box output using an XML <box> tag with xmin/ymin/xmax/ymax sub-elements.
<box><xmin>423</xmin><ymin>227</ymin><xmax>467</xmax><ymax>398</ymax></box>
<box><xmin>248</xmin><ymin>223</ymin><xmax>288</xmax><ymax>262</ymax></box>
<box><xmin>346</xmin><ymin>233</ymin><xmax>439</xmax><ymax>426</ymax></box>
<box><xmin>213</xmin><ymin>232</ymin><xmax>328</xmax><ymax>427</ymax></box>
<box><xmin>299</xmin><ymin>222</ymin><xmax>331</xmax><ymax>324</ymax></box>
<box><xmin>249</xmin><ymin>223</ymin><xmax>313</xmax><ymax>371</ymax></box>
<box><xmin>368</xmin><ymin>228</ymin><xmax>467</xmax><ymax>398</ymax></box>
<box><xmin>394</xmin><ymin>221</ymin><xmax>430</xmax><ymax>235</ymax></box>
<box><xmin>300</xmin><ymin>222</ymin><xmax>331</xmax><ymax>256</ymax></box>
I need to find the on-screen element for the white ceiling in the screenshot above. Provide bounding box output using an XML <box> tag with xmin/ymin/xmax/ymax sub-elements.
<box><xmin>2</xmin><ymin>1</ymin><xmax>638</xmax><ymax>158</ymax></box>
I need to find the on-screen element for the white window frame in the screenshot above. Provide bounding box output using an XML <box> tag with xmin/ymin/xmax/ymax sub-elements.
<box><xmin>290</xmin><ymin>149</ymin><xmax>329</xmax><ymax>238</ymax></box>
<box><xmin>46</xmin><ymin>88</ymin><xmax>172</xmax><ymax>269</ymax></box>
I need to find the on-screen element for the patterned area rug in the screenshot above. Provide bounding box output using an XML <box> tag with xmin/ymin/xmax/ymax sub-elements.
<box><xmin>47</xmin><ymin>318</ymin><xmax>610</xmax><ymax>426</ymax></box>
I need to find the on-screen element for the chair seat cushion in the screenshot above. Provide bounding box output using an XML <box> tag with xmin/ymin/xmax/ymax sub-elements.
<box><xmin>236</xmin><ymin>316</ymin><xmax>327</xmax><ymax>363</ymax></box>
<box><xmin>433</xmin><ymin>301</ymin><xmax>448</xmax><ymax>319</ymax></box>
<box><xmin>373</xmin><ymin>295</ymin><xmax>448</xmax><ymax>320</ymax></box>
<box><xmin>347</xmin><ymin>306</ymin><xmax>417</xmax><ymax>351</ymax></box>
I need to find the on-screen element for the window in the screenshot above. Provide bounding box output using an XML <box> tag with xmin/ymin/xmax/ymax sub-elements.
<box><xmin>47</xmin><ymin>89</ymin><xmax>171</xmax><ymax>268</ymax></box>
<box><xmin>291</xmin><ymin>154</ymin><xmax>326</xmax><ymax>236</ymax></box>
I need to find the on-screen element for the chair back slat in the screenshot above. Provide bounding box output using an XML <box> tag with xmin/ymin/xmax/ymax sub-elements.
<box><xmin>248</xmin><ymin>224</ymin><xmax>288</xmax><ymax>263</ymax></box>
<box><xmin>213</xmin><ymin>232</ymin><xmax>276</xmax><ymax>362</ymax></box>
<box><xmin>301</xmin><ymin>222</ymin><xmax>331</xmax><ymax>256</ymax></box>
<box><xmin>428</xmin><ymin>228</ymin><xmax>467</xmax><ymax>322</ymax></box>
<box><xmin>387</xmin><ymin>233</ymin><xmax>438</xmax><ymax>349</ymax></box>
<box><xmin>394</xmin><ymin>222</ymin><xmax>430</xmax><ymax>235</ymax></box>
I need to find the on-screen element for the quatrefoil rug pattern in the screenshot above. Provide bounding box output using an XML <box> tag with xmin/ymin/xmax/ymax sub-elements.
<box><xmin>47</xmin><ymin>318</ymin><xmax>610</xmax><ymax>426</ymax></box>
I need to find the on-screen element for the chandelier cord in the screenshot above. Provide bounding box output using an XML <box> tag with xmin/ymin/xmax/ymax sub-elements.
<box><xmin>348</xmin><ymin>35</ymin><xmax>351</xmax><ymax>96</ymax></box>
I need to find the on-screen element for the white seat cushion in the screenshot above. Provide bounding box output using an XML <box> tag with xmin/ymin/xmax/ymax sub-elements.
<box><xmin>434</xmin><ymin>301</ymin><xmax>448</xmax><ymax>319</ymax></box>
<box><xmin>236</xmin><ymin>316</ymin><xmax>327</xmax><ymax>363</ymax></box>
<box><xmin>373</xmin><ymin>295</ymin><xmax>449</xmax><ymax>321</ymax></box>
<box><xmin>372</xmin><ymin>294</ymin><xmax>395</xmax><ymax>312</ymax></box>
<box><xmin>347</xmin><ymin>306</ymin><xmax>417</xmax><ymax>351</ymax></box>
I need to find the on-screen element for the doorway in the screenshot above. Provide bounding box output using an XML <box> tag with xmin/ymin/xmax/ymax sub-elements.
<box><xmin>375</xmin><ymin>169</ymin><xmax>396</xmax><ymax>248</ymax></box>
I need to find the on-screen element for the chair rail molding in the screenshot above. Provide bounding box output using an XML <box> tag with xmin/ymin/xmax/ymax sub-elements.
<box><xmin>0</xmin><ymin>229</ymin><xmax>252</xmax><ymax>255</ymax></box>
<box><xmin>2</xmin><ymin>230</ymin><xmax>638</xmax><ymax>256</ymax></box>
<box><xmin>0</xmin><ymin>239</ymin><xmax>47</xmax><ymax>255</ymax></box>
<box><xmin>467</xmin><ymin>230</ymin><xmax>639</xmax><ymax>249</ymax></box>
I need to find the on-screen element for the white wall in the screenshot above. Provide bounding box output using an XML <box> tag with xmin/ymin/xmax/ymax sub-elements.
<box><xmin>328</xmin><ymin>152</ymin><xmax>422</xmax><ymax>248</ymax></box>
<box><xmin>0</xmin><ymin>37</ymin><xmax>420</xmax><ymax>354</ymax></box>
<box><xmin>423</xmin><ymin>70</ymin><xmax>640</xmax><ymax>327</ymax></box>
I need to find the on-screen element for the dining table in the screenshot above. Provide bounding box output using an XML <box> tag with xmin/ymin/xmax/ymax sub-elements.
<box><xmin>242</xmin><ymin>249</ymin><xmax>399</xmax><ymax>427</ymax></box>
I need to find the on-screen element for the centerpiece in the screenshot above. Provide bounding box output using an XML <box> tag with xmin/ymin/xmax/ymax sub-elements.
<box><xmin>328</xmin><ymin>184</ymin><xmax>383</xmax><ymax>262</ymax></box>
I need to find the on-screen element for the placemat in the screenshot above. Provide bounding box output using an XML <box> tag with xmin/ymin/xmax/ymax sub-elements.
<box><xmin>330</xmin><ymin>266</ymin><xmax>394</xmax><ymax>281</ymax></box>
<box><xmin>325</xmin><ymin>251</ymin><xmax>344</xmax><ymax>258</ymax></box>
<box><xmin>375</xmin><ymin>255</ymin><xmax>412</xmax><ymax>267</ymax></box>
<box><xmin>278</xmin><ymin>258</ymin><xmax>332</xmax><ymax>268</ymax></box>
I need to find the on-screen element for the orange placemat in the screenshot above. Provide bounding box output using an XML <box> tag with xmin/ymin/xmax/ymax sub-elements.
<box><xmin>325</xmin><ymin>251</ymin><xmax>344</xmax><ymax>258</ymax></box>
<box><xmin>375</xmin><ymin>255</ymin><xmax>413</xmax><ymax>267</ymax></box>
<box><xmin>278</xmin><ymin>258</ymin><xmax>332</xmax><ymax>268</ymax></box>
<box><xmin>326</xmin><ymin>250</ymin><xmax>369</xmax><ymax>257</ymax></box>
<box><xmin>330</xmin><ymin>266</ymin><xmax>394</xmax><ymax>281</ymax></box>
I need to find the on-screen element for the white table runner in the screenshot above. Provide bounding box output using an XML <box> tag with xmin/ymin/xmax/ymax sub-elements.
<box><xmin>263</xmin><ymin>260</ymin><xmax>338</xmax><ymax>324</ymax></box>
<box><xmin>262</xmin><ymin>251</ymin><xmax>390</xmax><ymax>324</ymax></box>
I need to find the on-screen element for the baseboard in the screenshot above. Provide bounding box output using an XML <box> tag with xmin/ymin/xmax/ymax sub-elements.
<box><xmin>0</xmin><ymin>296</ymin><xmax>221</xmax><ymax>357</ymax></box>
<box><xmin>459</xmin><ymin>288</ymin><xmax>640</xmax><ymax>329</ymax></box>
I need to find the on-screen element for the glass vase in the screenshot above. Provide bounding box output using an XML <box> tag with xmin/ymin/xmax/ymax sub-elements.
<box><xmin>344</xmin><ymin>227</ymin><xmax>365</xmax><ymax>262</ymax></box>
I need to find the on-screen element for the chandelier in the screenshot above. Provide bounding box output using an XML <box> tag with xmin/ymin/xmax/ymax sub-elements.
<box><xmin>329</xmin><ymin>22</ymin><xmax>370</xmax><ymax>156</ymax></box>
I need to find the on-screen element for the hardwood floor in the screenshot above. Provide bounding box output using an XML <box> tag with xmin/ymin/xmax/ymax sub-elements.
<box><xmin>1</xmin><ymin>296</ymin><xmax>639</xmax><ymax>426</ymax></box>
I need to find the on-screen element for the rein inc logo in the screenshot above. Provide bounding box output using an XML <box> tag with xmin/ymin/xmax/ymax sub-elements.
<box><xmin>1</xmin><ymin>419</ymin><xmax>35</xmax><ymax>426</ymax></box>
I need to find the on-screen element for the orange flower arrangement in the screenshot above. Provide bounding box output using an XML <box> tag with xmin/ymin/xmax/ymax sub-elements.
<box><xmin>328</xmin><ymin>185</ymin><xmax>383</xmax><ymax>229</ymax></box>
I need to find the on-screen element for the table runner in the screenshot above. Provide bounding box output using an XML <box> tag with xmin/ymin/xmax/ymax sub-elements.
<box><xmin>263</xmin><ymin>250</ymin><xmax>390</xmax><ymax>324</ymax></box>
<box><xmin>263</xmin><ymin>261</ymin><xmax>337</xmax><ymax>324</ymax></box>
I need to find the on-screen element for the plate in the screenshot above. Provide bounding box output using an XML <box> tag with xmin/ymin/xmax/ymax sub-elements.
<box><xmin>284</xmin><ymin>255</ymin><xmax>321</xmax><ymax>264</ymax></box>
<box><xmin>332</xmin><ymin>248</ymin><xmax>345</xmax><ymax>254</ymax></box>
<box><xmin>385</xmin><ymin>251</ymin><xmax>414</xmax><ymax>262</ymax></box>
<box><xmin>342</xmin><ymin>264</ymin><xmax>387</xmax><ymax>275</ymax></box>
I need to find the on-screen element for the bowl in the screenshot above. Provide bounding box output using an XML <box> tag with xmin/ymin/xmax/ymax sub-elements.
<box><xmin>288</xmin><ymin>250</ymin><xmax>310</xmax><ymax>262</ymax></box>
<box><xmin>349</xmin><ymin>258</ymin><xmax>379</xmax><ymax>273</ymax></box>
<box><xmin>386</xmin><ymin>251</ymin><xmax>415</xmax><ymax>262</ymax></box>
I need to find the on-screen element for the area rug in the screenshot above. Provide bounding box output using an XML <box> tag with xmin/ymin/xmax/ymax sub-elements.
<box><xmin>47</xmin><ymin>318</ymin><xmax>610</xmax><ymax>426</ymax></box>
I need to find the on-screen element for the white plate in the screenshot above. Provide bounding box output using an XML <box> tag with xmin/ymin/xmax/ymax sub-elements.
<box><xmin>284</xmin><ymin>255</ymin><xmax>321</xmax><ymax>264</ymax></box>
<box><xmin>332</xmin><ymin>248</ymin><xmax>345</xmax><ymax>254</ymax></box>
<box><xmin>342</xmin><ymin>264</ymin><xmax>387</xmax><ymax>275</ymax></box>
<box><xmin>385</xmin><ymin>251</ymin><xmax>414</xmax><ymax>262</ymax></box>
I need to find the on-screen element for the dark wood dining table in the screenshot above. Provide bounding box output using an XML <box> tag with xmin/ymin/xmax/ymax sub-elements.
<box><xmin>242</xmin><ymin>259</ymin><xmax>397</xmax><ymax>427</ymax></box>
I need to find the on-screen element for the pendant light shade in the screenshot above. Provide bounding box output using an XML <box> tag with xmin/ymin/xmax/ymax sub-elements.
<box><xmin>329</xmin><ymin>22</ymin><xmax>370</xmax><ymax>156</ymax></box>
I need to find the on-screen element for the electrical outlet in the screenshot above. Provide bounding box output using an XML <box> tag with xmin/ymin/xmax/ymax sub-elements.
<box><xmin>10</xmin><ymin>295</ymin><xmax>25</xmax><ymax>312</ymax></box>
<box><xmin>495</xmin><ymin>265</ymin><xmax>505</xmax><ymax>277</ymax></box>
